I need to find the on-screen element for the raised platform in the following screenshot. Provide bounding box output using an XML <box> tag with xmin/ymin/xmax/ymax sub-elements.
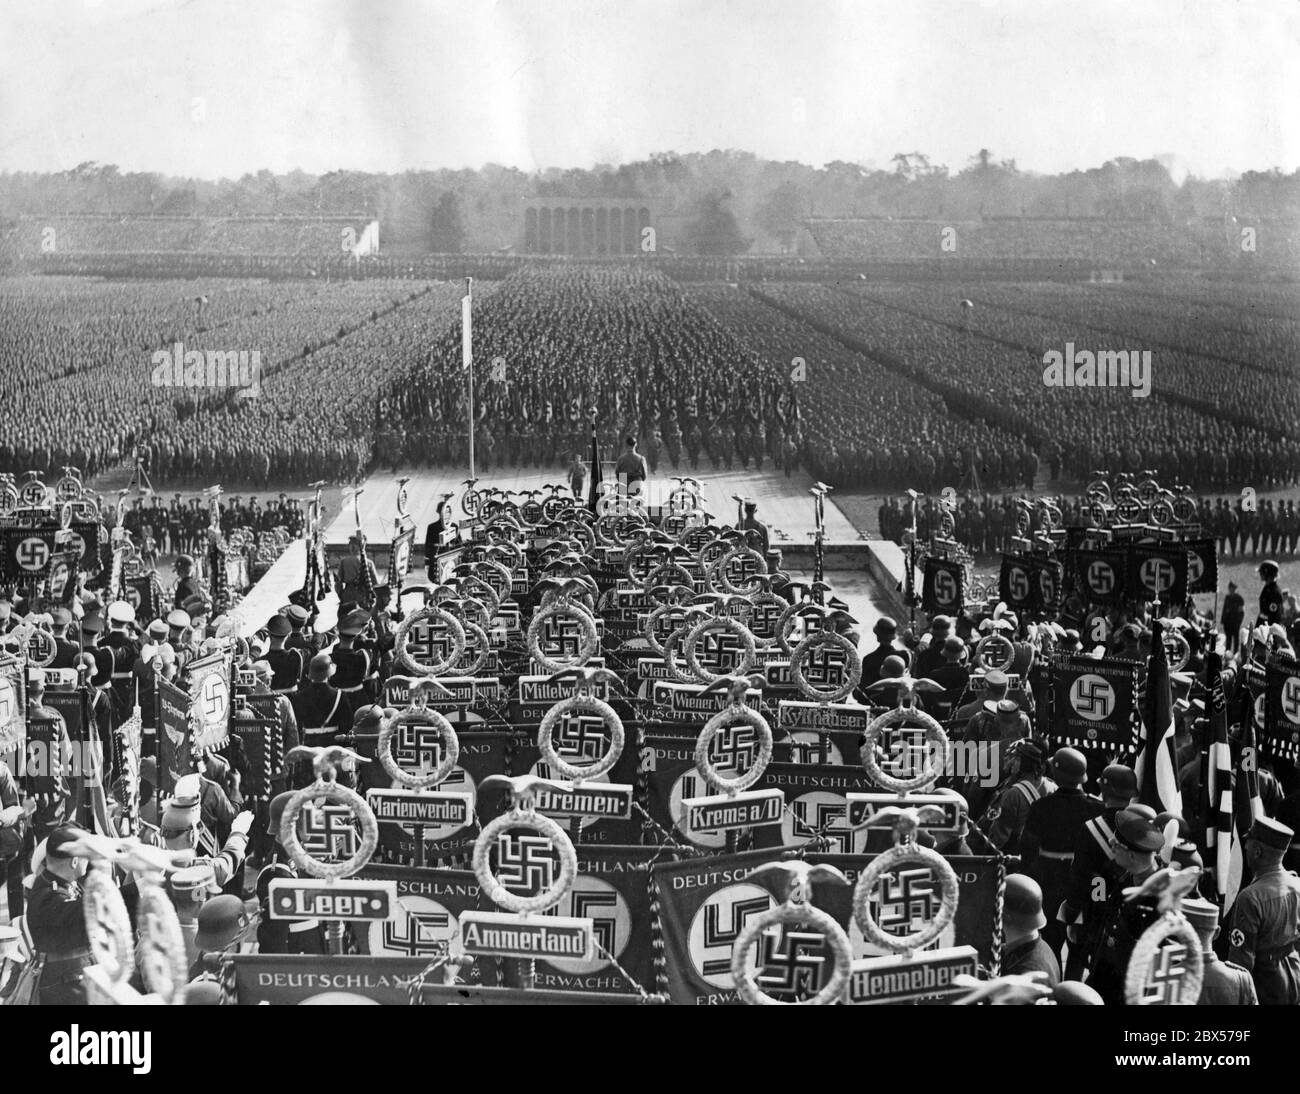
<box><xmin>317</xmin><ymin>462</ymin><xmax>910</xmax><ymax>650</ymax></box>
<box><xmin>324</xmin><ymin>462</ymin><xmax>865</xmax><ymax>549</ymax></box>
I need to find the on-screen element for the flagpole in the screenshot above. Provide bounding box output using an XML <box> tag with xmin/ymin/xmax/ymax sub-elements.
<box><xmin>463</xmin><ymin>277</ymin><xmax>475</xmax><ymax>481</ymax></box>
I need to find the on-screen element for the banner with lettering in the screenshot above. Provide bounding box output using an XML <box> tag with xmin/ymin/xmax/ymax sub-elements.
<box><xmin>774</xmin><ymin>699</ymin><xmax>868</xmax><ymax>767</ymax></box>
<box><xmin>1263</xmin><ymin>656</ymin><xmax>1300</xmax><ymax>764</ymax></box>
<box><xmin>1049</xmin><ymin>654</ymin><xmax>1140</xmax><ymax>752</ymax></box>
<box><xmin>228</xmin><ymin>713</ymin><xmax>283</xmax><ymax>803</ymax></box>
<box><xmin>226</xmin><ymin>954</ymin><xmax>651</xmax><ymax>1004</ymax></box>
<box><xmin>22</xmin><ymin>715</ymin><xmax>64</xmax><ymax>810</ymax></box>
<box><xmin>650</xmin><ymin>847</ymin><xmax>786</xmax><ymax>1005</ymax></box>
<box><xmin>641</xmin><ymin>733</ymin><xmax>794</xmax><ymax>850</ymax></box>
<box><xmin>500</xmin><ymin>844</ymin><xmax>670</xmax><ymax>994</ymax></box>
<box><xmin>509</xmin><ymin>727</ymin><xmax>643</xmax><ymax>845</ymax></box>
<box><xmin>750</xmin><ymin>762</ymin><xmax>876</xmax><ymax>852</ymax></box>
<box><xmin>156</xmin><ymin>676</ymin><xmax>193</xmax><ymax>796</ymax></box>
<box><xmin>227</xmin><ymin>955</ymin><xmax>434</xmax><ymax>1005</ymax></box>
<box><xmin>353</xmin><ymin>730</ymin><xmax>516</xmax><ymax>865</ymax></box>
<box><xmin>187</xmin><ymin>650</ymin><xmax>231</xmax><ymax>752</ymax></box>
<box><xmin>0</xmin><ymin>525</ymin><xmax>59</xmax><ymax>583</ymax></box>
<box><xmin>652</xmin><ymin>845</ymin><xmax>1005</xmax><ymax>1005</ymax></box>
<box><xmin>353</xmin><ymin>863</ymin><xmax>499</xmax><ymax>985</ymax></box>
<box><xmin>43</xmin><ymin>686</ymin><xmax>88</xmax><ymax>745</ymax></box>
<box><xmin>804</xmin><ymin>852</ymin><xmax>1004</xmax><ymax>969</ymax></box>
<box><xmin>921</xmin><ymin>557</ymin><xmax>964</xmax><ymax>614</ymax></box>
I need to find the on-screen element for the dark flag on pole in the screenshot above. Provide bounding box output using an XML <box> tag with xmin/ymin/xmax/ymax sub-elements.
<box><xmin>1135</xmin><ymin>619</ymin><xmax>1181</xmax><ymax>815</ymax></box>
<box><xmin>587</xmin><ymin>420</ymin><xmax>602</xmax><ymax>515</ymax></box>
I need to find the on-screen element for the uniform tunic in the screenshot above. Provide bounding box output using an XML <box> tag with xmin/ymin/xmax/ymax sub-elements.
<box><xmin>1197</xmin><ymin>953</ymin><xmax>1258</xmax><ymax>1006</ymax></box>
<box><xmin>1000</xmin><ymin>935</ymin><xmax>1061</xmax><ymax>988</ymax></box>
<box><xmin>1227</xmin><ymin>866</ymin><xmax>1300</xmax><ymax>1005</ymax></box>
<box><xmin>27</xmin><ymin>870</ymin><xmax>92</xmax><ymax>1005</ymax></box>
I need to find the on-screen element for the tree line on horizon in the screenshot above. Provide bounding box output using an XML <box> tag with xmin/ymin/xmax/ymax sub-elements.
<box><xmin>1</xmin><ymin>150</ymin><xmax>1296</xmax><ymax>255</ymax></box>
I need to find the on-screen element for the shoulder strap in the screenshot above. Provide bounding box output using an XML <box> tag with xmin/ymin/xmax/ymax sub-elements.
<box><xmin>1085</xmin><ymin>814</ymin><xmax>1116</xmax><ymax>860</ymax></box>
<box><xmin>1012</xmin><ymin>780</ymin><xmax>1042</xmax><ymax>806</ymax></box>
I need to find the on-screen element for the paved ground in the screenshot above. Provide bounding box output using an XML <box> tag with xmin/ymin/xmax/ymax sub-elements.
<box><xmin>325</xmin><ymin>459</ymin><xmax>864</xmax><ymax>547</ymax></box>
<box><xmin>787</xmin><ymin>567</ymin><xmax>895</xmax><ymax>648</ymax></box>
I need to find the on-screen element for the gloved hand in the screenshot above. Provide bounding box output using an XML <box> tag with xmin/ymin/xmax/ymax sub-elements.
<box><xmin>0</xmin><ymin>805</ymin><xmax>25</xmax><ymax>826</ymax></box>
<box><xmin>230</xmin><ymin>811</ymin><xmax>255</xmax><ymax>837</ymax></box>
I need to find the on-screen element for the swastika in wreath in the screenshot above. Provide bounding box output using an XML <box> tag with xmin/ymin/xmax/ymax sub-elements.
<box><xmin>393</xmin><ymin>723</ymin><xmax>448</xmax><ymax>773</ymax></box>
<box><xmin>755</xmin><ymin>928</ymin><xmax>828</xmax><ymax>997</ymax></box>
<box><xmin>1142</xmin><ymin>941</ymin><xmax>1190</xmax><ymax>1004</ymax></box>
<box><xmin>407</xmin><ymin>620</ymin><xmax>458</xmax><ymax>665</ymax></box>
<box><xmin>653</xmin><ymin>608</ymin><xmax>686</xmax><ymax>643</ymax></box>
<box><xmin>551</xmin><ymin>713</ymin><xmax>611</xmax><ymax>762</ymax></box>
<box><xmin>698</xmin><ymin>628</ymin><xmax>746</xmax><ymax>672</ymax></box>
<box><xmin>789</xmin><ymin>613</ymin><xmax>825</xmax><ymax>646</ymax></box>
<box><xmin>803</xmin><ymin>644</ymin><xmax>847</xmax><ymax>687</ymax></box>
<box><xmin>724</xmin><ymin>552</ymin><xmax>763</xmax><ymax>584</ymax></box>
<box><xmin>540</xmin><ymin>614</ymin><xmax>587</xmax><ymax>657</ymax></box>
<box><xmin>873</xmin><ymin>865</ymin><xmax>939</xmax><ymax>937</ymax></box>
<box><xmin>494</xmin><ymin>833</ymin><xmax>559</xmax><ymax>896</ymax></box>
<box><xmin>708</xmin><ymin>723</ymin><xmax>761</xmax><ymax>772</ymax></box>
<box><xmin>750</xmin><ymin>602</ymin><xmax>783</xmax><ymax>638</ymax></box>
<box><xmin>18</xmin><ymin>483</ymin><xmax>46</xmax><ymax>508</ymax></box>
<box><xmin>298</xmin><ymin>803</ymin><xmax>360</xmax><ymax>862</ymax></box>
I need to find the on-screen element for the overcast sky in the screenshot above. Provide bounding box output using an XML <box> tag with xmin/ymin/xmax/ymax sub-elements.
<box><xmin>1</xmin><ymin>0</ymin><xmax>1296</xmax><ymax>179</ymax></box>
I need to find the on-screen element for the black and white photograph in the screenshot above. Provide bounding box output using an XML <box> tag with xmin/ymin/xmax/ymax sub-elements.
<box><xmin>0</xmin><ymin>0</ymin><xmax>1297</xmax><ymax>1050</ymax></box>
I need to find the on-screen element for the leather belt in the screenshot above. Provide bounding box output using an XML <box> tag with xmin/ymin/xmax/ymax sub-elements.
<box><xmin>38</xmin><ymin>948</ymin><xmax>93</xmax><ymax>984</ymax></box>
<box><xmin>1256</xmin><ymin>941</ymin><xmax>1298</xmax><ymax>967</ymax></box>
